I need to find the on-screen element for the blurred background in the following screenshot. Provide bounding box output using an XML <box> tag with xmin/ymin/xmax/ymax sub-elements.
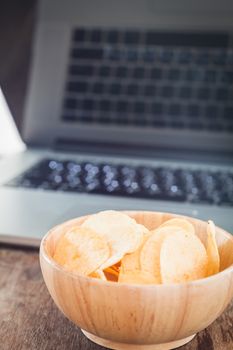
<box><xmin>0</xmin><ymin>0</ymin><xmax>37</xmax><ymax>132</ymax></box>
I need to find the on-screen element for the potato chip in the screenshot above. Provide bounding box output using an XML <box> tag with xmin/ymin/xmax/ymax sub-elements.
<box><xmin>53</xmin><ymin>227</ymin><xmax>110</xmax><ymax>275</ymax></box>
<box><xmin>160</xmin><ymin>218</ymin><xmax>195</xmax><ymax>235</ymax></box>
<box><xmin>160</xmin><ymin>231</ymin><xmax>208</xmax><ymax>284</ymax></box>
<box><xmin>104</xmin><ymin>268</ymin><xmax>119</xmax><ymax>282</ymax></box>
<box><xmin>89</xmin><ymin>269</ymin><xmax>107</xmax><ymax>280</ymax></box>
<box><xmin>103</xmin><ymin>262</ymin><xmax>121</xmax><ymax>281</ymax></box>
<box><xmin>82</xmin><ymin>210</ymin><xmax>147</xmax><ymax>269</ymax></box>
<box><xmin>118</xmin><ymin>269</ymin><xmax>157</xmax><ymax>285</ymax></box>
<box><xmin>104</xmin><ymin>266</ymin><xmax>119</xmax><ymax>277</ymax></box>
<box><xmin>111</xmin><ymin>262</ymin><xmax>121</xmax><ymax>272</ymax></box>
<box><xmin>119</xmin><ymin>234</ymin><xmax>155</xmax><ymax>283</ymax></box>
<box><xmin>206</xmin><ymin>220</ymin><xmax>220</xmax><ymax>276</ymax></box>
<box><xmin>120</xmin><ymin>233</ymin><xmax>151</xmax><ymax>271</ymax></box>
<box><xmin>140</xmin><ymin>227</ymin><xmax>187</xmax><ymax>283</ymax></box>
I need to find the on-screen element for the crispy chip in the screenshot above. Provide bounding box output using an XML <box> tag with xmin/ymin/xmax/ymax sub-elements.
<box><xmin>52</xmin><ymin>211</ymin><xmax>218</xmax><ymax>286</ymax></box>
<box><xmin>140</xmin><ymin>227</ymin><xmax>187</xmax><ymax>283</ymax></box>
<box><xmin>89</xmin><ymin>269</ymin><xmax>107</xmax><ymax>280</ymax></box>
<box><xmin>110</xmin><ymin>262</ymin><xmax>121</xmax><ymax>272</ymax></box>
<box><xmin>206</xmin><ymin>220</ymin><xmax>220</xmax><ymax>276</ymax></box>
<box><xmin>160</xmin><ymin>218</ymin><xmax>195</xmax><ymax>235</ymax></box>
<box><xmin>103</xmin><ymin>262</ymin><xmax>121</xmax><ymax>281</ymax></box>
<box><xmin>104</xmin><ymin>266</ymin><xmax>119</xmax><ymax>277</ymax></box>
<box><xmin>118</xmin><ymin>269</ymin><xmax>157</xmax><ymax>285</ymax></box>
<box><xmin>104</xmin><ymin>269</ymin><xmax>119</xmax><ymax>282</ymax></box>
<box><xmin>121</xmin><ymin>234</ymin><xmax>151</xmax><ymax>271</ymax></box>
<box><xmin>160</xmin><ymin>231</ymin><xmax>208</xmax><ymax>284</ymax></box>
<box><xmin>119</xmin><ymin>234</ymin><xmax>156</xmax><ymax>283</ymax></box>
<box><xmin>82</xmin><ymin>210</ymin><xmax>147</xmax><ymax>269</ymax></box>
<box><xmin>53</xmin><ymin>227</ymin><xmax>110</xmax><ymax>275</ymax></box>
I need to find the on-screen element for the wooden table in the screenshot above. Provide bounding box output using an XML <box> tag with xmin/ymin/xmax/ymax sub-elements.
<box><xmin>0</xmin><ymin>246</ymin><xmax>233</xmax><ymax>350</ymax></box>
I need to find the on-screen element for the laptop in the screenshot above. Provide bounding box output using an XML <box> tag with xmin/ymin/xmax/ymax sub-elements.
<box><xmin>0</xmin><ymin>0</ymin><xmax>232</xmax><ymax>246</ymax></box>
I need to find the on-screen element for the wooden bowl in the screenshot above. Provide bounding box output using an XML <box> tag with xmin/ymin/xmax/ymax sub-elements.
<box><xmin>40</xmin><ymin>211</ymin><xmax>233</xmax><ymax>350</ymax></box>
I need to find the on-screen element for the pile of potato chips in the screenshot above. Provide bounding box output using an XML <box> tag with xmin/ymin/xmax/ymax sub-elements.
<box><xmin>53</xmin><ymin>210</ymin><xmax>220</xmax><ymax>285</ymax></box>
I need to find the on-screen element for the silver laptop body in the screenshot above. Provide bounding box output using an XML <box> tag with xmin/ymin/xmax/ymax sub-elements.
<box><xmin>0</xmin><ymin>0</ymin><xmax>232</xmax><ymax>246</ymax></box>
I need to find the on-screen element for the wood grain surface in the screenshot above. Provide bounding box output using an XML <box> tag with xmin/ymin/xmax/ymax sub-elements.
<box><xmin>0</xmin><ymin>245</ymin><xmax>233</xmax><ymax>350</ymax></box>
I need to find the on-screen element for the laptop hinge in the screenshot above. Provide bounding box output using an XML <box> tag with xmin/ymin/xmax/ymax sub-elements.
<box><xmin>54</xmin><ymin>138</ymin><xmax>233</xmax><ymax>164</ymax></box>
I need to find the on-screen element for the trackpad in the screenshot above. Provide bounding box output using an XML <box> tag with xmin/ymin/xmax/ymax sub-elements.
<box><xmin>57</xmin><ymin>195</ymin><xmax>199</xmax><ymax>224</ymax></box>
<box><xmin>57</xmin><ymin>198</ymin><xmax>128</xmax><ymax>223</ymax></box>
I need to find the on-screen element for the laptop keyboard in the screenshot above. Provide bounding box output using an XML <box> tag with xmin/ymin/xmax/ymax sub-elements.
<box><xmin>6</xmin><ymin>158</ymin><xmax>233</xmax><ymax>207</ymax></box>
<box><xmin>61</xmin><ymin>28</ymin><xmax>233</xmax><ymax>131</ymax></box>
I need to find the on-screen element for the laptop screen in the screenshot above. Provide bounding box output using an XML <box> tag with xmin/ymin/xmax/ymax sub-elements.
<box><xmin>23</xmin><ymin>0</ymin><xmax>233</xmax><ymax>153</ymax></box>
<box><xmin>62</xmin><ymin>28</ymin><xmax>232</xmax><ymax>133</ymax></box>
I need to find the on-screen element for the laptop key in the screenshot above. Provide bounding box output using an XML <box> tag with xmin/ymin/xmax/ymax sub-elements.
<box><xmin>126</xmin><ymin>84</ymin><xmax>139</xmax><ymax>96</ymax></box>
<box><xmin>157</xmin><ymin>168</ymin><xmax>185</xmax><ymax>201</ymax></box>
<box><xmin>73</xmin><ymin>29</ymin><xmax>86</xmax><ymax>42</ymax></box>
<box><xmin>66</xmin><ymin>161</ymin><xmax>82</xmax><ymax>174</ymax></box>
<box><xmin>133</xmin><ymin>102</ymin><xmax>145</xmax><ymax>114</ymax></box>
<box><xmin>116</xmin><ymin>101</ymin><xmax>128</xmax><ymax>112</ymax></box>
<box><xmin>99</xmin><ymin>65</ymin><xmax>111</xmax><ymax>77</ymax></box>
<box><xmin>90</xmin><ymin>29</ymin><xmax>102</xmax><ymax>43</ymax></box>
<box><xmin>168</xmin><ymin>104</ymin><xmax>181</xmax><ymax>116</ymax></box>
<box><xmin>187</xmin><ymin>104</ymin><xmax>200</xmax><ymax>118</ymax></box>
<box><xmin>104</xmin><ymin>179</ymin><xmax>121</xmax><ymax>194</ymax></box>
<box><xmin>69</xmin><ymin>65</ymin><xmax>94</xmax><ymax>76</ymax></box>
<box><xmin>151</xmin><ymin>103</ymin><xmax>163</xmax><ymax>115</ymax></box>
<box><xmin>106</xmin><ymin>30</ymin><xmax>119</xmax><ymax>44</ymax></box>
<box><xmin>151</xmin><ymin>68</ymin><xmax>163</xmax><ymax>80</ymax></box>
<box><xmin>108</xmin><ymin>49</ymin><xmax>121</xmax><ymax>61</ymax></box>
<box><xmin>124</xmin><ymin>31</ymin><xmax>140</xmax><ymax>44</ymax></box>
<box><xmin>109</xmin><ymin>83</ymin><xmax>122</xmax><ymax>95</ymax></box>
<box><xmin>133</xmin><ymin>116</ymin><xmax>147</xmax><ymax>126</ymax></box>
<box><xmin>205</xmin><ymin>105</ymin><xmax>219</xmax><ymax>119</ymax></box>
<box><xmin>144</xmin><ymin>85</ymin><xmax>156</xmax><ymax>96</ymax></box>
<box><xmin>92</xmin><ymin>82</ymin><xmax>105</xmax><ymax>94</ymax></box>
<box><xmin>196</xmin><ymin>51</ymin><xmax>209</xmax><ymax>65</ymax></box>
<box><xmin>59</xmin><ymin>182</ymin><xmax>82</xmax><ymax>192</ymax></box>
<box><xmin>67</xmin><ymin>81</ymin><xmax>88</xmax><ymax>93</ymax></box>
<box><xmin>83</xmin><ymin>99</ymin><xmax>95</xmax><ymax>111</ymax></box>
<box><xmin>179</xmin><ymin>86</ymin><xmax>192</xmax><ymax>99</ymax></box>
<box><xmin>85</xmin><ymin>179</ymin><xmax>102</xmax><ymax>193</ymax></box>
<box><xmin>99</xmin><ymin>100</ymin><xmax>111</xmax><ymax>111</ymax></box>
<box><xmin>167</xmin><ymin>69</ymin><xmax>180</xmax><ymax>81</ymax></box>
<box><xmin>177</xmin><ymin>50</ymin><xmax>192</xmax><ymax>64</ymax></box>
<box><xmin>221</xmin><ymin>70</ymin><xmax>233</xmax><ymax>84</ymax></box>
<box><xmin>204</xmin><ymin>70</ymin><xmax>217</xmax><ymax>83</ymax></box>
<box><xmin>185</xmin><ymin>69</ymin><xmax>204</xmax><ymax>82</ymax></box>
<box><xmin>223</xmin><ymin>107</ymin><xmax>233</xmax><ymax>120</ymax></box>
<box><xmin>215</xmin><ymin>88</ymin><xmax>228</xmax><ymax>101</ymax></box>
<box><xmin>206</xmin><ymin>123</ymin><xmax>223</xmax><ymax>131</ymax></box>
<box><xmin>143</xmin><ymin>49</ymin><xmax>156</xmax><ymax>62</ymax></box>
<box><xmin>159</xmin><ymin>49</ymin><xmax>174</xmax><ymax>63</ymax></box>
<box><xmin>97</xmin><ymin>114</ymin><xmax>111</xmax><ymax>124</ymax></box>
<box><xmin>115</xmin><ymin>66</ymin><xmax>127</xmax><ymax>78</ymax></box>
<box><xmin>126</xmin><ymin>49</ymin><xmax>138</xmax><ymax>62</ymax></box>
<box><xmin>161</xmin><ymin>86</ymin><xmax>174</xmax><ymax>98</ymax></box>
<box><xmin>72</xmin><ymin>48</ymin><xmax>103</xmax><ymax>60</ymax></box>
<box><xmin>133</xmin><ymin>67</ymin><xmax>145</xmax><ymax>79</ymax></box>
<box><xmin>197</xmin><ymin>87</ymin><xmax>210</xmax><ymax>100</ymax></box>
<box><xmin>188</xmin><ymin>121</ymin><xmax>204</xmax><ymax>130</ymax></box>
<box><xmin>213</xmin><ymin>51</ymin><xmax>227</xmax><ymax>65</ymax></box>
<box><xmin>170</xmin><ymin>120</ymin><xmax>185</xmax><ymax>128</ymax></box>
<box><xmin>64</xmin><ymin>98</ymin><xmax>77</xmax><ymax>109</ymax></box>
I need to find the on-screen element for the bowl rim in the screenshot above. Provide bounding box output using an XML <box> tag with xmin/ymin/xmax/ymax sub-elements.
<box><xmin>40</xmin><ymin>210</ymin><xmax>233</xmax><ymax>289</ymax></box>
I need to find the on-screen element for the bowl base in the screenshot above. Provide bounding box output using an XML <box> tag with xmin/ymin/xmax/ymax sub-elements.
<box><xmin>82</xmin><ymin>330</ymin><xmax>196</xmax><ymax>350</ymax></box>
